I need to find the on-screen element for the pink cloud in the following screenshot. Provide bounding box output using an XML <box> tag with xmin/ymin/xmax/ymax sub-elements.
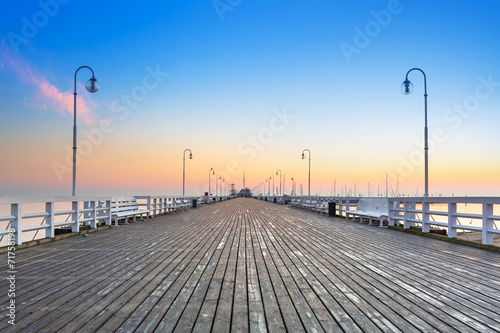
<box><xmin>0</xmin><ymin>39</ymin><xmax>97</xmax><ymax>124</ymax></box>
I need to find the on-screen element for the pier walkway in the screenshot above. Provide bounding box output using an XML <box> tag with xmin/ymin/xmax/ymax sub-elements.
<box><xmin>1</xmin><ymin>198</ymin><xmax>499</xmax><ymax>332</ymax></box>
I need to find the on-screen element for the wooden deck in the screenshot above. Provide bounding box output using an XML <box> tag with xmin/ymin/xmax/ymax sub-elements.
<box><xmin>1</xmin><ymin>197</ymin><xmax>499</xmax><ymax>332</ymax></box>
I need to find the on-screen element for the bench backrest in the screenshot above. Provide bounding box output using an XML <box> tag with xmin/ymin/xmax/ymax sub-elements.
<box><xmin>356</xmin><ymin>198</ymin><xmax>389</xmax><ymax>215</ymax></box>
<box><xmin>111</xmin><ymin>200</ymin><xmax>139</xmax><ymax>212</ymax></box>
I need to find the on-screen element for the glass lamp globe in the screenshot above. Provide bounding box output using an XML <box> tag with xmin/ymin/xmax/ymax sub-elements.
<box><xmin>400</xmin><ymin>79</ymin><xmax>413</xmax><ymax>95</ymax></box>
<box><xmin>86</xmin><ymin>77</ymin><xmax>99</xmax><ymax>93</ymax></box>
<box><xmin>189</xmin><ymin>153</ymin><xmax>193</xmax><ymax>159</ymax></box>
<box><xmin>301</xmin><ymin>154</ymin><xmax>305</xmax><ymax>159</ymax></box>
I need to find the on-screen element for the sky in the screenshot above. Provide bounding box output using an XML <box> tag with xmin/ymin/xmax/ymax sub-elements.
<box><xmin>0</xmin><ymin>0</ymin><xmax>499</xmax><ymax>197</ymax></box>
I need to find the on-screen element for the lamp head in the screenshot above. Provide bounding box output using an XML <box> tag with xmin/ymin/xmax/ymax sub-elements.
<box><xmin>276</xmin><ymin>171</ymin><xmax>278</xmax><ymax>175</ymax></box>
<box><xmin>301</xmin><ymin>153</ymin><xmax>305</xmax><ymax>159</ymax></box>
<box><xmin>86</xmin><ymin>76</ymin><xmax>99</xmax><ymax>93</ymax></box>
<box><xmin>189</xmin><ymin>153</ymin><xmax>193</xmax><ymax>159</ymax></box>
<box><xmin>401</xmin><ymin>79</ymin><xmax>413</xmax><ymax>95</ymax></box>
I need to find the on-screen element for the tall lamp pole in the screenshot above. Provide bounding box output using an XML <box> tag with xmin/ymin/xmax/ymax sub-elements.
<box><xmin>208</xmin><ymin>168</ymin><xmax>214</xmax><ymax>198</ymax></box>
<box><xmin>183</xmin><ymin>149</ymin><xmax>193</xmax><ymax>196</ymax></box>
<box><xmin>276</xmin><ymin>169</ymin><xmax>282</xmax><ymax>196</ymax></box>
<box><xmin>401</xmin><ymin>68</ymin><xmax>429</xmax><ymax>197</ymax></box>
<box><xmin>270</xmin><ymin>175</ymin><xmax>275</xmax><ymax>196</ymax></box>
<box><xmin>301</xmin><ymin>149</ymin><xmax>311</xmax><ymax>196</ymax></box>
<box><xmin>291</xmin><ymin>177</ymin><xmax>295</xmax><ymax>196</ymax></box>
<box><xmin>72</xmin><ymin>66</ymin><xmax>99</xmax><ymax>196</ymax></box>
<box><xmin>216</xmin><ymin>175</ymin><xmax>220</xmax><ymax>198</ymax></box>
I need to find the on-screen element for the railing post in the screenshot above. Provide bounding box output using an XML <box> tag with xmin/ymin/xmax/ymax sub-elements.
<box><xmin>11</xmin><ymin>203</ymin><xmax>22</xmax><ymax>245</ymax></box>
<box><xmin>422</xmin><ymin>201</ymin><xmax>430</xmax><ymax>233</ymax></box>
<box><xmin>388</xmin><ymin>199</ymin><xmax>394</xmax><ymax>226</ymax></box>
<box><xmin>403</xmin><ymin>201</ymin><xmax>410</xmax><ymax>229</ymax></box>
<box><xmin>46</xmin><ymin>201</ymin><xmax>55</xmax><ymax>238</ymax></box>
<box><xmin>482</xmin><ymin>203</ymin><xmax>494</xmax><ymax>245</ymax></box>
<box><xmin>72</xmin><ymin>201</ymin><xmax>80</xmax><ymax>232</ymax></box>
<box><xmin>90</xmin><ymin>201</ymin><xmax>97</xmax><ymax>229</ymax></box>
<box><xmin>84</xmin><ymin>201</ymin><xmax>90</xmax><ymax>221</ymax></box>
<box><xmin>448</xmin><ymin>202</ymin><xmax>457</xmax><ymax>238</ymax></box>
<box><xmin>105</xmin><ymin>200</ymin><xmax>112</xmax><ymax>226</ymax></box>
<box><xmin>147</xmin><ymin>196</ymin><xmax>152</xmax><ymax>218</ymax></box>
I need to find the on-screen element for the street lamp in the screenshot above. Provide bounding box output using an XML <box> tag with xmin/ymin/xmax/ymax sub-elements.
<box><xmin>265</xmin><ymin>179</ymin><xmax>269</xmax><ymax>196</ymax></box>
<box><xmin>291</xmin><ymin>177</ymin><xmax>295</xmax><ymax>196</ymax></box>
<box><xmin>270</xmin><ymin>175</ymin><xmax>275</xmax><ymax>196</ymax></box>
<box><xmin>183</xmin><ymin>149</ymin><xmax>193</xmax><ymax>196</ymax></box>
<box><xmin>208</xmin><ymin>168</ymin><xmax>214</xmax><ymax>199</ymax></box>
<box><xmin>276</xmin><ymin>169</ymin><xmax>282</xmax><ymax>196</ymax></box>
<box><xmin>216</xmin><ymin>174</ymin><xmax>221</xmax><ymax>198</ymax></box>
<box><xmin>301</xmin><ymin>149</ymin><xmax>311</xmax><ymax>196</ymax></box>
<box><xmin>401</xmin><ymin>68</ymin><xmax>428</xmax><ymax>197</ymax></box>
<box><xmin>72</xmin><ymin>66</ymin><xmax>99</xmax><ymax>196</ymax></box>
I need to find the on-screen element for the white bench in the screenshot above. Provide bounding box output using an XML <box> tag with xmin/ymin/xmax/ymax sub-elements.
<box><xmin>302</xmin><ymin>199</ymin><xmax>316</xmax><ymax>211</ymax></box>
<box><xmin>346</xmin><ymin>198</ymin><xmax>389</xmax><ymax>227</ymax></box>
<box><xmin>111</xmin><ymin>198</ymin><xmax>149</xmax><ymax>226</ymax></box>
<box><xmin>173</xmin><ymin>198</ymin><xmax>192</xmax><ymax>212</ymax></box>
<box><xmin>290</xmin><ymin>198</ymin><xmax>303</xmax><ymax>208</ymax></box>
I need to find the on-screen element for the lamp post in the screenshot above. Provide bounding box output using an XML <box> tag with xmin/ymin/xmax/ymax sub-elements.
<box><xmin>291</xmin><ymin>177</ymin><xmax>295</xmax><ymax>196</ymax></box>
<box><xmin>208</xmin><ymin>168</ymin><xmax>214</xmax><ymax>199</ymax></box>
<box><xmin>276</xmin><ymin>169</ymin><xmax>282</xmax><ymax>196</ymax></box>
<box><xmin>265</xmin><ymin>179</ymin><xmax>269</xmax><ymax>196</ymax></box>
<box><xmin>72</xmin><ymin>66</ymin><xmax>99</xmax><ymax>196</ymax></box>
<box><xmin>182</xmin><ymin>149</ymin><xmax>193</xmax><ymax>196</ymax></box>
<box><xmin>301</xmin><ymin>149</ymin><xmax>311</xmax><ymax>196</ymax></box>
<box><xmin>401</xmin><ymin>68</ymin><xmax>429</xmax><ymax>197</ymax></box>
<box><xmin>216</xmin><ymin>174</ymin><xmax>221</xmax><ymax>198</ymax></box>
<box><xmin>270</xmin><ymin>175</ymin><xmax>275</xmax><ymax>196</ymax></box>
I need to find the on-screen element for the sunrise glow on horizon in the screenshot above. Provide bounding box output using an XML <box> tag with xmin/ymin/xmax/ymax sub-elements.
<box><xmin>1</xmin><ymin>1</ymin><xmax>500</xmax><ymax>197</ymax></box>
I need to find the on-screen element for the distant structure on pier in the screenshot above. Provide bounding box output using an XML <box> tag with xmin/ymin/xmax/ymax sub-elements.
<box><xmin>238</xmin><ymin>188</ymin><xmax>252</xmax><ymax>197</ymax></box>
<box><xmin>230</xmin><ymin>183</ymin><xmax>237</xmax><ymax>196</ymax></box>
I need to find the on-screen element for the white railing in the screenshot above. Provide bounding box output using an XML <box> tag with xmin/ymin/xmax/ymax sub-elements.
<box><xmin>0</xmin><ymin>194</ymin><xmax>230</xmax><ymax>247</ymax></box>
<box><xmin>389</xmin><ymin>197</ymin><xmax>500</xmax><ymax>245</ymax></box>
<box><xmin>265</xmin><ymin>195</ymin><xmax>360</xmax><ymax>216</ymax></box>
<box><xmin>0</xmin><ymin>196</ymin><xmax>112</xmax><ymax>246</ymax></box>
<box><xmin>261</xmin><ymin>195</ymin><xmax>500</xmax><ymax>245</ymax></box>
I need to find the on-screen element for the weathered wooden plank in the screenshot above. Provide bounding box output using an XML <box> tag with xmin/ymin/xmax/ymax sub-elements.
<box><xmin>231</xmin><ymin>212</ymin><xmax>249</xmax><ymax>332</ymax></box>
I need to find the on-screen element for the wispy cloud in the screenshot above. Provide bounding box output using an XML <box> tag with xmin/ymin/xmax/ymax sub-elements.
<box><xmin>0</xmin><ymin>39</ymin><xmax>97</xmax><ymax>124</ymax></box>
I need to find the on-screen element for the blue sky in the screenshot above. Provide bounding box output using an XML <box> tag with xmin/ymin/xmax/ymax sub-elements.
<box><xmin>1</xmin><ymin>0</ymin><xmax>499</xmax><ymax>196</ymax></box>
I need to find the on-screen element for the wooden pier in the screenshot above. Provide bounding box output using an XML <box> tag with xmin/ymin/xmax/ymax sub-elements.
<box><xmin>1</xmin><ymin>198</ymin><xmax>499</xmax><ymax>332</ymax></box>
